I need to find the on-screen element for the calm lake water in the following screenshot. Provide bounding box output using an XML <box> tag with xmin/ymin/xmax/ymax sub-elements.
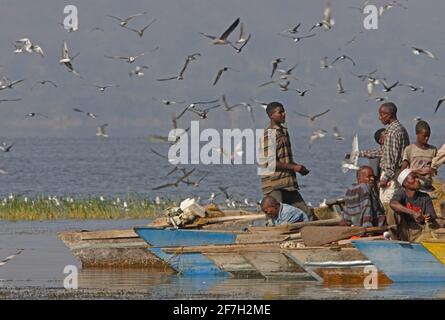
<box><xmin>1</xmin><ymin>220</ymin><xmax>445</xmax><ymax>299</ymax></box>
<box><xmin>1</xmin><ymin>136</ymin><xmax>443</xmax><ymax>206</ymax></box>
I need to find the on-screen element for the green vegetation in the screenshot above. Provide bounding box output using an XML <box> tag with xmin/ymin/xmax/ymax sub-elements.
<box><xmin>0</xmin><ymin>194</ymin><xmax>176</xmax><ymax>221</ymax></box>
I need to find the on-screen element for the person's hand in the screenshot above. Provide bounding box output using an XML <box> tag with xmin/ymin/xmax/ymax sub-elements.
<box><xmin>424</xmin><ymin>214</ymin><xmax>433</xmax><ymax>223</ymax></box>
<box><xmin>414</xmin><ymin>167</ymin><xmax>433</xmax><ymax>176</ymax></box>
<box><xmin>338</xmin><ymin>220</ymin><xmax>352</xmax><ymax>226</ymax></box>
<box><xmin>294</xmin><ymin>164</ymin><xmax>310</xmax><ymax>176</ymax></box>
<box><xmin>344</xmin><ymin>153</ymin><xmax>351</xmax><ymax>160</ymax></box>
<box><xmin>413</xmin><ymin>212</ymin><xmax>425</xmax><ymax>224</ymax></box>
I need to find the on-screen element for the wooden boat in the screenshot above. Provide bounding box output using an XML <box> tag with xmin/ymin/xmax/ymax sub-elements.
<box><xmin>352</xmin><ymin>240</ymin><xmax>445</xmax><ymax>282</ymax></box>
<box><xmin>58</xmin><ymin>209</ymin><xmax>265</xmax><ymax>268</ymax></box>
<box><xmin>422</xmin><ymin>239</ymin><xmax>445</xmax><ymax>265</ymax></box>
<box><xmin>59</xmin><ymin>200</ymin><xmax>344</xmax><ymax>269</ymax></box>
<box><xmin>133</xmin><ymin>224</ymin><xmax>392</xmax><ymax>285</ymax></box>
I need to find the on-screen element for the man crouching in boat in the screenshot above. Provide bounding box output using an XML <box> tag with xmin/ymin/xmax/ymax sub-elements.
<box><xmin>341</xmin><ymin>166</ymin><xmax>386</xmax><ymax>227</ymax></box>
<box><xmin>260</xmin><ymin>195</ymin><xmax>309</xmax><ymax>226</ymax></box>
<box><xmin>387</xmin><ymin>168</ymin><xmax>440</xmax><ymax>241</ymax></box>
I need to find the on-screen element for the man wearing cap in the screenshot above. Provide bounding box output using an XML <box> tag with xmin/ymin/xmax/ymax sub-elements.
<box><xmin>388</xmin><ymin>169</ymin><xmax>440</xmax><ymax>241</ymax></box>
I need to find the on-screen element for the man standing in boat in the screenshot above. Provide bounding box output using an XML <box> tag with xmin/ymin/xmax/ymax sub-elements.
<box><xmin>377</xmin><ymin>102</ymin><xmax>410</xmax><ymax>203</ymax></box>
<box><xmin>259</xmin><ymin>102</ymin><xmax>314</xmax><ymax>220</ymax></box>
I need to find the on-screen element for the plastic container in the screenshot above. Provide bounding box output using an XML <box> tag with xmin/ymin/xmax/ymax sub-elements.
<box><xmin>180</xmin><ymin>198</ymin><xmax>206</xmax><ymax>218</ymax></box>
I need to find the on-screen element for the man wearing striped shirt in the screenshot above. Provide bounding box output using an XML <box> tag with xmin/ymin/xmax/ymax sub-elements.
<box><xmin>378</xmin><ymin>102</ymin><xmax>410</xmax><ymax>202</ymax></box>
<box><xmin>259</xmin><ymin>102</ymin><xmax>313</xmax><ymax>218</ymax></box>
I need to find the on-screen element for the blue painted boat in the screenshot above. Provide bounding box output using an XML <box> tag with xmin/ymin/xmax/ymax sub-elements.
<box><xmin>134</xmin><ymin>227</ymin><xmax>239</xmax><ymax>276</ymax></box>
<box><xmin>352</xmin><ymin>240</ymin><xmax>445</xmax><ymax>282</ymax></box>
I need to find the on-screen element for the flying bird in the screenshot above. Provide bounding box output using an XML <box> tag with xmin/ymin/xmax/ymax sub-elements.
<box><xmin>212</xmin><ymin>66</ymin><xmax>239</xmax><ymax>86</ymax></box>
<box><xmin>152</xmin><ymin>97</ymin><xmax>185</xmax><ymax>106</ymax></box>
<box><xmin>310</xmin><ymin>2</ymin><xmax>335</xmax><ymax>31</ymax></box>
<box><xmin>152</xmin><ymin>168</ymin><xmax>196</xmax><ymax>190</ymax></box>
<box><xmin>129</xmin><ymin>65</ymin><xmax>149</xmax><ymax>77</ymax></box>
<box><xmin>331</xmin><ymin>55</ymin><xmax>356</xmax><ymax>66</ymax></box>
<box><xmin>281</xmin><ymin>23</ymin><xmax>301</xmax><ymax>34</ymax></box>
<box><xmin>271</xmin><ymin>58</ymin><xmax>286</xmax><ymax>78</ymax></box>
<box><xmin>309</xmin><ymin>129</ymin><xmax>328</xmax><ymax>149</ymax></box>
<box><xmin>221</xmin><ymin>94</ymin><xmax>243</xmax><ymax>111</ymax></box>
<box><xmin>399</xmin><ymin>83</ymin><xmax>424</xmax><ymax>93</ymax></box>
<box><xmin>381</xmin><ymin>80</ymin><xmax>399</xmax><ymax>92</ymax></box>
<box><xmin>410</xmin><ymin>46</ymin><xmax>437</xmax><ymax>59</ymax></box>
<box><xmin>91</xmin><ymin>84</ymin><xmax>120</xmax><ymax>92</ymax></box>
<box><xmin>30</xmin><ymin>80</ymin><xmax>57</xmax><ymax>91</ymax></box>
<box><xmin>277</xmin><ymin>33</ymin><xmax>316</xmax><ymax>43</ymax></box>
<box><xmin>107</xmin><ymin>12</ymin><xmax>148</xmax><ymax>27</ymax></box>
<box><xmin>59</xmin><ymin>40</ymin><xmax>80</xmax><ymax>76</ymax></box>
<box><xmin>337</xmin><ymin>77</ymin><xmax>347</xmax><ymax>94</ymax></box>
<box><xmin>333</xmin><ymin>127</ymin><xmax>344</xmax><ymax>140</ymax></box>
<box><xmin>26</xmin><ymin>112</ymin><xmax>48</xmax><ymax>118</ymax></box>
<box><xmin>122</xmin><ymin>18</ymin><xmax>156</xmax><ymax>37</ymax></box>
<box><xmin>0</xmin><ymin>78</ymin><xmax>25</xmax><ymax>90</ymax></box>
<box><xmin>15</xmin><ymin>38</ymin><xmax>44</xmax><ymax>57</ymax></box>
<box><xmin>200</xmin><ymin>18</ymin><xmax>240</xmax><ymax>51</ymax></box>
<box><xmin>0</xmin><ymin>98</ymin><xmax>21</xmax><ymax>103</ymax></box>
<box><xmin>435</xmin><ymin>97</ymin><xmax>445</xmax><ymax>114</ymax></box>
<box><xmin>96</xmin><ymin>124</ymin><xmax>109</xmax><ymax>137</ymax></box>
<box><xmin>294</xmin><ymin>109</ymin><xmax>331</xmax><ymax>122</ymax></box>
<box><xmin>157</xmin><ymin>53</ymin><xmax>200</xmax><ymax>81</ymax></box>
<box><xmin>0</xmin><ymin>142</ymin><xmax>15</xmax><ymax>152</ymax></box>
<box><xmin>342</xmin><ymin>134</ymin><xmax>360</xmax><ymax>173</ymax></box>
<box><xmin>105</xmin><ymin>52</ymin><xmax>145</xmax><ymax>63</ymax></box>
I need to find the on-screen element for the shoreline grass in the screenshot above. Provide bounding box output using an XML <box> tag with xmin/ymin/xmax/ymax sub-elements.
<box><xmin>0</xmin><ymin>194</ymin><xmax>176</xmax><ymax>221</ymax></box>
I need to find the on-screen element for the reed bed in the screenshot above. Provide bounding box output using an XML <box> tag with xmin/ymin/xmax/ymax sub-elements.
<box><xmin>0</xmin><ymin>193</ymin><xmax>176</xmax><ymax>221</ymax></box>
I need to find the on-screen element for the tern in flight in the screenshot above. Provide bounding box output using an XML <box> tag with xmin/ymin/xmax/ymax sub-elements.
<box><xmin>152</xmin><ymin>168</ymin><xmax>196</xmax><ymax>190</ymax></box>
<box><xmin>96</xmin><ymin>124</ymin><xmax>109</xmax><ymax>138</ymax></box>
<box><xmin>157</xmin><ymin>53</ymin><xmax>200</xmax><ymax>81</ymax></box>
<box><xmin>310</xmin><ymin>2</ymin><xmax>335</xmax><ymax>31</ymax></box>
<box><xmin>15</xmin><ymin>38</ymin><xmax>44</xmax><ymax>57</ymax></box>
<box><xmin>342</xmin><ymin>134</ymin><xmax>360</xmax><ymax>173</ymax></box>
<box><xmin>105</xmin><ymin>53</ymin><xmax>145</xmax><ymax>63</ymax></box>
<box><xmin>107</xmin><ymin>12</ymin><xmax>148</xmax><ymax>27</ymax></box>
<box><xmin>212</xmin><ymin>67</ymin><xmax>239</xmax><ymax>86</ymax></box>
<box><xmin>123</xmin><ymin>19</ymin><xmax>157</xmax><ymax>37</ymax></box>
<box><xmin>294</xmin><ymin>109</ymin><xmax>331</xmax><ymax>122</ymax></box>
<box><xmin>200</xmin><ymin>18</ymin><xmax>241</xmax><ymax>51</ymax></box>
<box><xmin>59</xmin><ymin>41</ymin><xmax>80</xmax><ymax>76</ymax></box>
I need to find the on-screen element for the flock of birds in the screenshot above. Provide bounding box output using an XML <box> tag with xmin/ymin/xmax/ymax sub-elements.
<box><xmin>0</xmin><ymin>1</ymin><xmax>444</xmax><ymax>206</ymax></box>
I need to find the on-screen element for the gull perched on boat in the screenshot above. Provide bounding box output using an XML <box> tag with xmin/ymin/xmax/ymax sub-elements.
<box><xmin>342</xmin><ymin>134</ymin><xmax>360</xmax><ymax>173</ymax></box>
<box><xmin>310</xmin><ymin>2</ymin><xmax>335</xmax><ymax>31</ymax></box>
<box><xmin>309</xmin><ymin>129</ymin><xmax>328</xmax><ymax>149</ymax></box>
<box><xmin>294</xmin><ymin>109</ymin><xmax>331</xmax><ymax>122</ymax></box>
<box><xmin>129</xmin><ymin>65</ymin><xmax>149</xmax><ymax>77</ymax></box>
<box><xmin>107</xmin><ymin>12</ymin><xmax>148</xmax><ymax>27</ymax></box>
<box><xmin>123</xmin><ymin>18</ymin><xmax>157</xmax><ymax>37</ymax></box>
<box><xmin>15</xmin><ymin>38</ymin><xmax>44</xmax><ymax>57</ymax></box>
<box><xmin>152</xmin><ymin>168</ymin><xmax>196</xmax><ymax>190</ymax></box>
<box><xmin>212</xmin><ymin>67</ymin><xmax>239</xmax><ymax>86</ymax></box>
<box><xmin>200</xmin><ymin>18</ymin><xmax>240</xmax><ymax>51</ymax></box>
<box><xmin>30</xmin><ymin>80</ymin><xmax>57</xmax><ymax>91</ymax></box>
<box><xmin>96</xmin><ymin>124</ymin><xmax>109</xmax><ymax>138</ymax></box>
<box><xmin>59</xmin><ymin>41</ymin><xmax>80</xmax><ymax>76</ymax></box>
<box><xmin>105</xmin><ymin>52</ymin><xmax>145</xmax><ymax>63</ymax></box>
<box><xmin>157</xmin><ymin>53</ymin><xmax>200</xmax><ymax>81</ymax></box>
<box><xmin>0</xmin><ymin>142</ymin><xmax>15</xmax><ymax>152</ymax></box>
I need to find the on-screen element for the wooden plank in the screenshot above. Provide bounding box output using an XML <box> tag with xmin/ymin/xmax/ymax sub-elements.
<box><xmin>301</xmin><ymin>226</ymin><xmax>387</xmax><ymax>247</ymax></box>
<box><xmin>235</xmin><ymin>233</ymin><xmax>290</xmax><ymax>244</ymax></box>
<box><xmin>242</xmin><ymin>252</ymin><xmax>305</xmax><ymax>274</ymax></box>
<box><xmin>337</xmin><ymin>235</ymin><xmax>384</xmax><ymax>246</ymax></box>
<box><xmin>312</xmin><ymin>267</ymin><xmax>392</xmax><ymax>286</ymax></box>
<box><xmin>204</xmin><ymin>253</ymin><xmax>262</xmax><ymax>277</ymax></box>
<box><xmin>162</xmin><ymin>243</ymin><xmax>283</xmax><ymax>254</ymax></box>
<box><xmin>353</xmin><ymin>240</ymin><xmax>445</xmax><ymax>282</ymax></box>
<box><xmin>248</xmin><ymin>218</ymin><xmax>342</xmax><ymax>234</ymax></box>
<box><xmin>80</xmin><ymin>229</ymin><xmax>139</xmax><ymax>240</ymax></box>
<box><xmin>148</xmin><ymin>214</ymin><xmax>265</xmax><ymax>229</ymax></box>
<box><xmin>285</xmin><ymin>247</ymin><xmax>368</xmax><ymax>264</ymax></box>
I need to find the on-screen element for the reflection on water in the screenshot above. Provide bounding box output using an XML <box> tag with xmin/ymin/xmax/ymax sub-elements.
<box><xmin>2</xmin><ymin>220</ymin><xmax>445</xmax><ymax>299</ymax></box>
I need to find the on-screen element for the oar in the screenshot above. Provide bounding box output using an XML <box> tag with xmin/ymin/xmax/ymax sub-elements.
<box><xmin>301</xmin><ymin>226</ymin><xmax>388</xmax><ymax>247</ymax></box>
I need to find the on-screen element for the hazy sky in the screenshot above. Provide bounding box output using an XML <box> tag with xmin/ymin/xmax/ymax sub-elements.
<box><xmin>1</xmin><ymin>0</ymin><xmax>445</xmax><ymax>143</ymax></box>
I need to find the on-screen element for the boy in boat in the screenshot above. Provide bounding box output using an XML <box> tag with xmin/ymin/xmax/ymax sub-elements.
<box><xmin>260</xmin><ymin>195</ymin><xmax>309</xmax><ymax>226</ymax></box>
<box><xmin>400</xmin><ymin>120</ymin><xmax>437</xmax><ymax>192</ymax></box>
<box><xmin>388</xmin><ymin>169</ymin><xmax>440</xmax><ymax>241</ymax></box>
<box><xmin>259</xmin><ymin>102</ymin><xmax>314</xmax><ymax>219</ymax></box>
<box><xmin>341</xmin><ymin>166</ymin><xmax>386</xmax><ymax>227</ymax></box>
